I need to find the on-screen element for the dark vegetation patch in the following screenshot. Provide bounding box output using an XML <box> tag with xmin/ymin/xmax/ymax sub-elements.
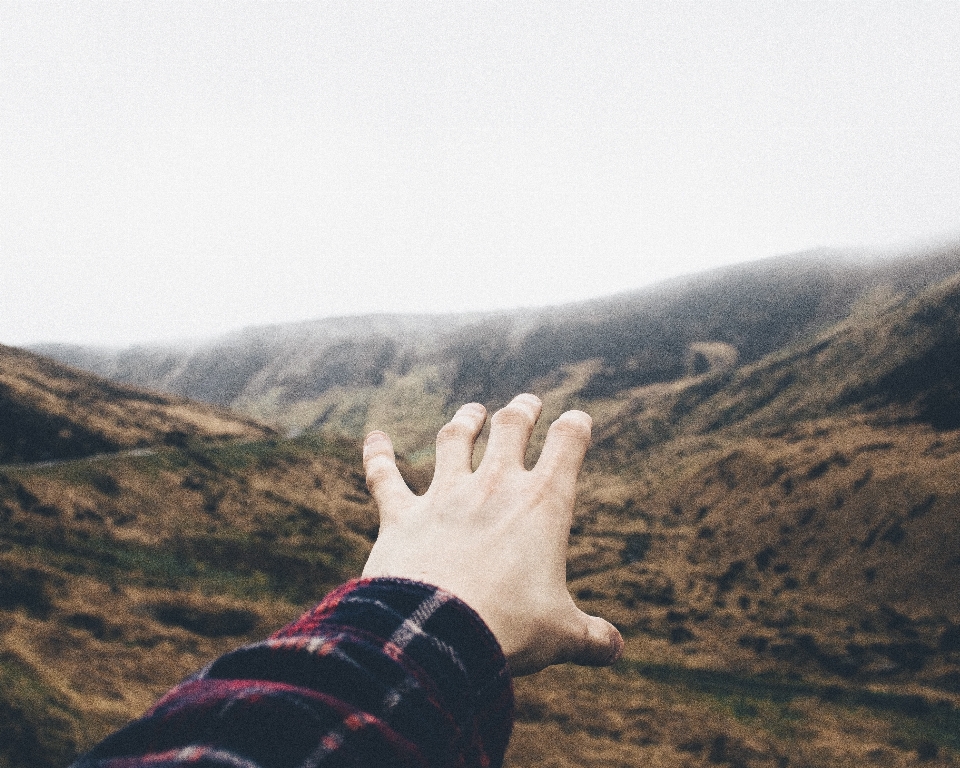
<box><xmin>909</xmin><ymin>494</ymin><xmax>937</xmax><ymax>519</ymax></box>
<box><xmin>147</xmin><ymin>602</ymin><xmax>258</xmax><ymax>637</ymax></box>
<box><xmin>617</xmin><ymin>574</ymin><xmax>675</xmax><ymax>608</ymax></box>
<box><xmin>620</xmin><ymin>660</ymin><xmax>960</xmax><ymax>754</ymax></box>
<box><xmin>805</xmin><ymin>452</ymin><xmax>849</xmax><ymax>480</ymax></box>
<box><xmin>716</xmin><ymin>560</ymin><xmax>748</xmax><ymax>593</ymax></box>
<box><xmin>754</xmin><ymin>547</ymin><xmax>775</xmax><ymax>573</ymax></box>
<box><xmin>880</xmin><ymin>520</ymin><xmax>907</xmax><ymax>546</ymax></box>
<box><xmin>65</xmin><ymin>612</ymin><xmax>117</xmax><ymax>640</ymax></box>
<box><xmin>936</xmin><ymin>672</ymin><xmax>960</xmax><ymax>694</ymax></box>
<box><xmin>89</xmin><ymin>471</ymin><xmax>120</xmax><ymax>496</ymax></box>
<box><xmin>621</xmin><ymin>533</ymin><xmax>652</xmax><ymax>564</ymax></box>
<box><xmin>0</xmin><ymin>384</ymin><xmax>118</xmax><ymax>464</ymax></box>
<box><xmin>852</xmin><ymin>469</ymin><xmax>873</xmax><ymax>491</ymax></box>
<box><xmin>939</xmin><ymin>624</ymin><xmax>960</xmax><ymax>653</ymax></box>
<box><xmin>0</xmin><ymin>651</ymin><xmax>81</xmax><ymax>768</ymax></box>
<box><xmin>0</xmin><ymin>560</ymin><xmax>57</xmax><ymax>617</ymax></box>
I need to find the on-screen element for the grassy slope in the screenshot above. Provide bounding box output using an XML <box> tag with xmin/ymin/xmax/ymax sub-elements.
<box><xmin>0</xmin><ymin>344</ymin><xmax>270</xmax><ymax>464</ymax></box>
<box><xmin>502</xmin><ymin>398</ymin><xmax>960</xmax><ymax>766</ymax></box>
<box><xmin>6</xmin><ymin>423</ymin><xmax>958</xmax><ymax>767</ymax></box>
<box><xmin>501</xmin><ymin>275</ymin><xmax>960</xmax><ymax>766</ymax></box>
<box><xmin>0</xmin><ymin>434</ymin><xmax>381</xmax><ymax>768</ymax></box>
<box><xmin>7</xmin><ymin>257</ymin><xmax>960</xmax><ymax>766</ymax></box>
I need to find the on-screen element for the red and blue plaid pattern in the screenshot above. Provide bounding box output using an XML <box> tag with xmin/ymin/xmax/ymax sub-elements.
<box><xmin>71</xmin><ymin>578</ymin><xmax>515</xmax><ymax>768</ymax></box>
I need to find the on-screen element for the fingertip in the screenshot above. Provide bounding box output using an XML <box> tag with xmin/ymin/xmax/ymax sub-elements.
<box><xmin>493</xmin><ymin>394</ymin><xmax>543</xmax><ymax>425</ymax></box>
<box><xmin>572</xmin><ymin>616</ymin><xmax>624</xmax><ymax>667</ymax></box>
<box><xmin>434</xmin><ymin>403</ymin><xmax>488</xmax><ymax>476</ymax></box>
<box><xmin>458</xmin><ymin>402</ymin><xmax>487</xmax><ymax>418</ymax></box>
<box><xmin>556</xmin><ymin>409</ymin><xmax>592</xmax><ymax>432</ymax></box>
<box><xmin>483</xmin><ymin>394</ymin><xmax>544</xmax><ymax>467</ymax></box>
<box><xmin>535</xmin><ymin>409</ymin><xmax>593</xmax><ymax>478</ymax></box>
<box><xmin>364</xmin><ymin>429</ymin><xmax>391</xmax><ymax>444</ymax></box>
<box><xmin>363</xmin><ymin>431</ymin><xmax>413</xmax><ymax>511</ymax></box>
<box><xmin>363</xmin><ymin>431</ymin><xmax>399</xmax><ymax>485</ymax></box>
<box><xmin>514</xmin><ymin>392</ymin><xmax>543</xmax><ymax>409</ymax></box>
<box><xmin>363</xmin><ymin>430</ymin><xmax>393</xmax><ymax>459</ymax></box>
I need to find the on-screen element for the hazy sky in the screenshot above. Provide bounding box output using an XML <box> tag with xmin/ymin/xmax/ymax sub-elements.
<box><xmin>3</xmin><ymin>1</ymin><xmax>959</xmax><ymax>347</ymax></box>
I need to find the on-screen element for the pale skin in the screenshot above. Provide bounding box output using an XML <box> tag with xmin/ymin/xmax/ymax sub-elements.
<box><xmin>361</xmin><ymin>393</ymin><xmax>624</xmax><ymax>676</ymax></box>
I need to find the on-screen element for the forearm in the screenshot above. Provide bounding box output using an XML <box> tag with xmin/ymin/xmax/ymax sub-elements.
<box><xmin>71</xmin><ymin>578</ymin><xmax>514</xmax><ymax>768</ymax></box>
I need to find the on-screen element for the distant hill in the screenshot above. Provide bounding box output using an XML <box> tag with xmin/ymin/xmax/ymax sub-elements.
<box><xmin>0</xmin><ymin>344</ymin><xmax>271</xmax><ymax>464</ymax></box>
<box><xmin>575</xmin><ymin>268</ymin><xmax>960</xmax><ymax>654</ymax></box>
<box><xmin>34</xmin><ymin>244</ymin><xmax>960</xmax><ymax>445</ymax></box>
<box><xmin>637</xmin><ymin>266</ymin><xmax>960</xmax><ymax>442</ymax></box>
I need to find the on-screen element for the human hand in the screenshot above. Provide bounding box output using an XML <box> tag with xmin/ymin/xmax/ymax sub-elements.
<box><xmin>361</xmin><ymin>393</ymin><xmax>624</xmax><ymax>676</ymax></box>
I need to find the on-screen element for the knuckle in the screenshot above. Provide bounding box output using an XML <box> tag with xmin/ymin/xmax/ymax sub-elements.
<box><xmin>364</xmin><ymin>459</ymin><xmax>393</xmax><ymax>488</ymax></box>
<box><xmin>491</xmin><ymin>404</ymin><xmax>533</xmax><ymax>429</ymax></box>
<box><xmin>436</xmin><ymin>418</ymin><xmax>473</xmax><ymax>444</ymax></box>
<box><xmin>362</xmin><ymin>449</ymin><xmax>391</xmax><ymax>471</ymax></box>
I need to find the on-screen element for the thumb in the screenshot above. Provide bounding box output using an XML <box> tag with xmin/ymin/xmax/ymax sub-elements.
<box><xmin>566</xmin><ymin>611</ymin><xmax>624</xmax><ymax>667</ymax></box>
<box><xmin>363</xmin><ymin>431</ymin><xmax>414</xmax><ymax>517</ymax></box>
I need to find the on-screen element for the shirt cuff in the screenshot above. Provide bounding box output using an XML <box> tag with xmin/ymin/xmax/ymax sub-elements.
<box><xmin>273</xmin><ymin>577</ymin><xmax>515</xmax><ymax>767</ymax></box>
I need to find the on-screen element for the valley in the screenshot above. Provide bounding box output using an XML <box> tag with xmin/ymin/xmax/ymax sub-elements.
<box><xmin>4</xmin><ymin>245</ymin><xmax>960</xmax><ymax>766</ymax></box>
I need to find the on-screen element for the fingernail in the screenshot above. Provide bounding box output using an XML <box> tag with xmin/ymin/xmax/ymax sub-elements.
<box><xmin>459</xmin><ymin>402</ymin><xmax>485</xmax><ymax>416</ymax></box>
<box><xmin>607</xmin><ymin>627</ymin><xmax>624</xmax><ymax>664</ymax></box>
<box><xmin>364</xmin><ymin>430</ymin><xmax>388</xmax><ymax>445</ymax></box>
<box><xmin>558</xmin><ymin>410</ymin><xmax>592</xmax><ymax>429</ymax></box>
<box><xmin>363</xmin><ymin>431</ymin><xmax>388</xmax><ymax>457</ymax></box>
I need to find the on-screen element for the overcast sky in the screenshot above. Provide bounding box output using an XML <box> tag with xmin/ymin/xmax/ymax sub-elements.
<box><xmin>2</xmin><ymin>1</ymin><xmax>959</xmax><ymax>347</ymax></box>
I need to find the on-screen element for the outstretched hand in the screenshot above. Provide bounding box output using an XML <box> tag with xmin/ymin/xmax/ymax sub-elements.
<box><xmin>361</xmin><ymin>393</ymin><xmax>623</xmax><ymax>676</ymax></box>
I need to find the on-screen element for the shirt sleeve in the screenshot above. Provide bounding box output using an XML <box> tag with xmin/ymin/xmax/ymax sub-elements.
<box><xmin>70</xmin><ymin>578</ymin><xmax>515</xmax><ymax>768</ymax></box>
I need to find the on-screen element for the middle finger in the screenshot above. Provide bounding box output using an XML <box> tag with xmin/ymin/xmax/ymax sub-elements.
<box><xmin>482</xmin><ymin>393</ymin><xmax>543</xmax><ymax>470</ymax></box>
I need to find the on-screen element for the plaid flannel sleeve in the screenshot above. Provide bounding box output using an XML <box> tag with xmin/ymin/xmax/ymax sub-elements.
<box><xmin>71</xmin><ymin>578</ymin><xmax>515</xmax><ymax>768</ymax></box>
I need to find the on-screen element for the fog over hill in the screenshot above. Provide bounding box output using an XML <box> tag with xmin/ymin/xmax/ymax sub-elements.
<box><xmin>34</xmin><ymin>244</ymin><xmax>960</xmax><ymax>442</ymax></box>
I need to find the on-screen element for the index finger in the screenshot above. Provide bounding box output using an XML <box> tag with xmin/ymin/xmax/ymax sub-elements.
<box><xmin>532</xmin><ymin>410</ymin><xmax>592</xmax><ymax>483</ymax></box>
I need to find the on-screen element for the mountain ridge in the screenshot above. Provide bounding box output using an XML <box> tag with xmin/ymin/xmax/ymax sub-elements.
<box><xmin>0</xmin><ymin>344</ymin><xmax>272</xmax><ymax>465</ymax></box>
<box><xmin>32</xmin><ymin>243</ymin><xmax>960</xmax><ymax>434</ymax></box>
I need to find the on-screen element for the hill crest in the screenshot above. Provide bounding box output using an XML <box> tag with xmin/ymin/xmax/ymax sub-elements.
<box><xmin>0</xmin><ymin>344</ymin><xmax>272</xmax><ymax>464</ymax></box>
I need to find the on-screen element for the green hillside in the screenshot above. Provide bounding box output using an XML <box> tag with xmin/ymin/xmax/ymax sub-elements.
<box><xmin>0</xmin><ymin>434</ymin><xmax>380</xmax><ymax>767</ymax></box>
<box><xmin>507</xmin><ymin>269</ymin><xmax>960</xmax><ymax>767</ymax></box>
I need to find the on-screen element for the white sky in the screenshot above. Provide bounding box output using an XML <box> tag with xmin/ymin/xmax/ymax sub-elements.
<box><xmin>2</xmin><ymin>1</ymin><xmax>960</xmax><ymax>347</ymax></box>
